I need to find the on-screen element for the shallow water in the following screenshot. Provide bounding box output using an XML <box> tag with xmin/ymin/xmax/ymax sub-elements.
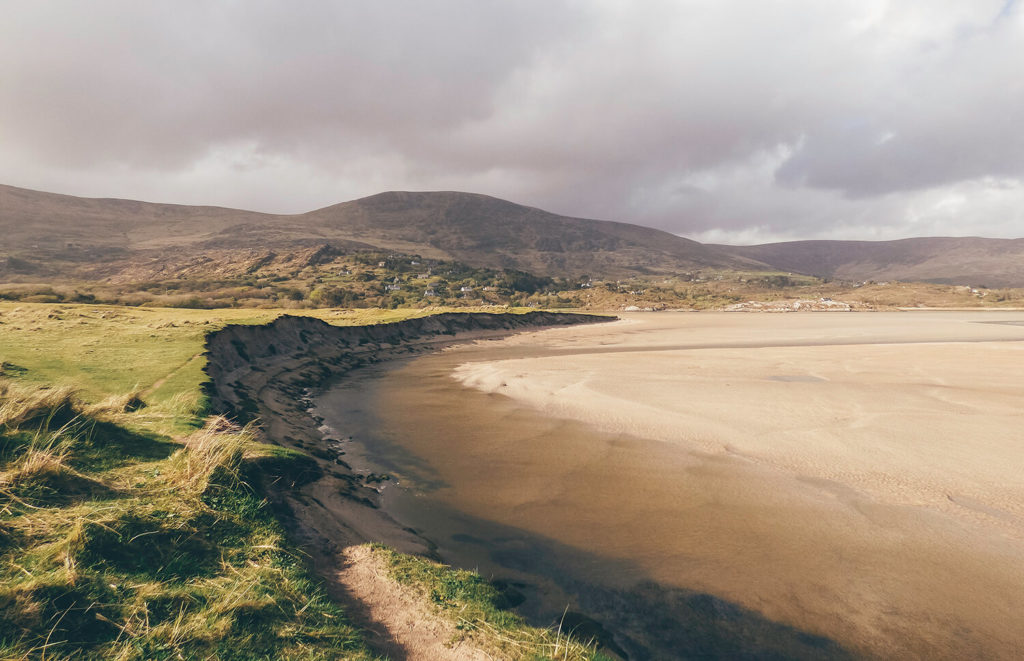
<box><xmin>316</xmin><ymin>311</ymin><xmax>1024</xmax><ymax>659</ymax></box>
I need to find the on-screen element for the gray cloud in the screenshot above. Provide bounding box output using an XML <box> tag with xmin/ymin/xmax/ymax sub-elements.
<box><xmin>2</xmin><ymin>1</ymin><xmax>1023</xmax><ymax>243</ymax></box>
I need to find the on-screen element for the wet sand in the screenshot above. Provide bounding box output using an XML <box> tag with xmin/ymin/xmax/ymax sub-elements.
<box><xmin>317</xmin><ymin>311</ymin><xmax>1024</xmax><ymax>659</ymax></box>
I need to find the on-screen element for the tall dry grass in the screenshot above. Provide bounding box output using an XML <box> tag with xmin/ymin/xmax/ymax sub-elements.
<box><xmin>1</xmin><ymin>382</ymin><xmax>87</xmax><ymax>501</ymax></box>
<box><xmin>82</xmin><ymin>387</ymin><xmax>146</xmax><ymax>419</ymax></box>
<box><xmin>0</xmin><ymin>381</ymin><xmax>78</xmax><ymax>430</ymax></box>
<box><xmin>172</xmin><ymin>416</ymin><xmax>250</xmax><ymax>493</ymax></box>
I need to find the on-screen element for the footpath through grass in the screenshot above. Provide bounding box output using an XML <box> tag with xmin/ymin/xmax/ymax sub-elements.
<box><xmin>0</xmin><ymin>302</ymin><xmax>606</xmax><ymax>660</ymax></box>
<box><xmin>373</xmin><ymin>546</ymin><xmax>614</xmax><ymax>660</ymax></box>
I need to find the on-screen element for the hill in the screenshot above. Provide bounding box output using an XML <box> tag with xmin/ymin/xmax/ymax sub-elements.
<box><xmin>724</xmin><ymin>237</ymin><xmax>1024</xmax><ymax>288</ymax></box>
<box><xmin>0</xmin><ymin>184</ymin><xmax>753</xmax><ymax>279</ymax></box>
<box><xmin>5</xmin><ymin>183</ymin><xmax>1024</xmax><ymax>288</ymax></box>
<box><xmin>299</xmin><ymin>191</ymin><xmax>759</xmax><ymax>276</ymax></box>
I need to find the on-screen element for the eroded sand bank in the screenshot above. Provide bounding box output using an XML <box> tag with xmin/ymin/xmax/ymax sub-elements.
<box><xmin>328</xmin><ymin>311</ymin><xmax>1024</xmax><ymax>659</ymax></box>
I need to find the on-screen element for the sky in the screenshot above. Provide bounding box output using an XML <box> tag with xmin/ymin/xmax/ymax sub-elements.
<box><xmin>2</xmin><ymin>1</ymin><xmax>1023</xmax><ymax>244</ymax></box>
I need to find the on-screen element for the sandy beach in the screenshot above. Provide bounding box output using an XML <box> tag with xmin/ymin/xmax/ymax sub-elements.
<box><xmin>319</xmin><ymin>311</ymin><xmax>1024</xmax><ymax>659</ymax></box>
<box><xmin>454</xmin><ymin>312</ymin><xmax>1024</xmax><ymax>527</ymax></box>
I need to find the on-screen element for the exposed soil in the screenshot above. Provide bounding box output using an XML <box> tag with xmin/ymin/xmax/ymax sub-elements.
<box><xmin>336</xmin><ymin>545</ymin><xmax>492</xmax><ymax>661</ymax></box>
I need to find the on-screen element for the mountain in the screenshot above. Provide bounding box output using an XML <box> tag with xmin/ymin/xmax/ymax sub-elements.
<box><xmin>0</xmin><ymin>184</ymin><xmax>753</xmax><ymax>279</ymax></box>
<box><xmin>723</xmin><ymin>238</ymin><xmax>1024</xmax><ymax>288</ymax></box>
<box><xmin>4</xmin><ymin>183</ymin><xmax>1024</xmax><ymax>287</ymax></box>
<box><xmin>298</xmin><ymin>191</ymin><xmax>756</xmax><ymax>275</ymax></box>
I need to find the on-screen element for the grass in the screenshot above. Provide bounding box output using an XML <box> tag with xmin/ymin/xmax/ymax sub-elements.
<box><xmin>0</xmin><ymin>383</ymin><xmax>378</xmax><ymax>660</ymax></box>
<box><xmin>0</xmin><ymin>302</ymin><xmax>607</xmax><ymax>660</ymax></box>
<box><xmin>0</xmin><ymin>304</ymin><xmax>436</xmax><ymax>408</ymax></box>
<box><xmin>372</xmin><ymin>546</ymin><xmax>613</xmax><ymax>661</ymax></box>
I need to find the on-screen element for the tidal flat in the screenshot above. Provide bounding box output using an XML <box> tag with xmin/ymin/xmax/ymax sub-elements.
<box><xmin>317</xmin><ymin>311</ymin><xmax>1024</xmax><ymax>659</ymax></box>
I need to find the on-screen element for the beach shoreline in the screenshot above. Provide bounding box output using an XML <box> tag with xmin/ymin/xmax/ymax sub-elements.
<box><xmin>314</xmin><ymin>310</ymin><xmax>1024</xmax><ymax>660</ymax></box>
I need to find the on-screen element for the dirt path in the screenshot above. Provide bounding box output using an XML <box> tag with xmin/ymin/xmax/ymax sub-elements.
<box><xmin>141</xmin><ymin>351</ymin><xmax>203</xmax><ymax>397</ymax></box>
<box><xmin>336</xmin><ymin>545</ymin><xmax>492</xmax><ymax>661</ymax></box>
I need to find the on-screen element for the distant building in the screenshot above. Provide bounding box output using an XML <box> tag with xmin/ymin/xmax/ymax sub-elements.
<box><xmin>460</xmin><ymin>286</ymin><xmax>474</xmax><ymax>292</ymax></box>
<box><xmin>385</xmin><ymin>284</ymin><xmax>402</xmax><ymax>292</ymax></box>
<box><xmin>424</xmin><ymin>288</ymin><xmax>438</xmax><ymax>297</ymax></box>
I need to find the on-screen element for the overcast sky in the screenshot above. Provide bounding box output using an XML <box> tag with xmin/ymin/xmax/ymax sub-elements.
<box><xmin>3</xmin><ymin>1</ymin><xmax>1023</xmax><ymax>244</ymax></box>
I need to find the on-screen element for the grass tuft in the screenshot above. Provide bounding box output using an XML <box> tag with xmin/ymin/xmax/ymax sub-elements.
<box><xmin>0</xmin><ymin>383</ymin><xmax>79</xmax><ymax>431</ymax></box>
<box><xmin>1</xmin><ymin>443</ymin><xmax>112</xmax><ymax>507</ymax></box>
<box><xmin>83</xmin><ymin>389</ymin><xmax>147</xmax><ymax>419</ymax></box>
<box><xmin>172</xmin><ymin>416</ymin><xmax>248</xmax><ymax>493</ymax></box>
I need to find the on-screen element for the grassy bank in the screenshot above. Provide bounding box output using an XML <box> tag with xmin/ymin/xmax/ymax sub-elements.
<box><xmin>0</xmin><ymin>304</ymin><xmax>457</xmax><ymax>406</ymax></box>
<box><xmin>0</xmin><ymin>302</ymin><xmax>606</xmax><ymax>660</ymax></box>
<box><xmin>373</xmin><ymin>546</ymin><xmax>613</xmax><ymax>660</ymax></box>
<box><xmin>0</xmin><ymin>386</ymin><xmax>375</xmax><ymax>660</ymax></box>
